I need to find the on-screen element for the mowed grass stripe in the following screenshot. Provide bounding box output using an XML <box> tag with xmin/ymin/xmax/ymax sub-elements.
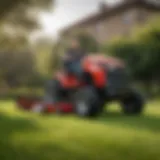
<box><xmin>0</xmin><ymin>100</ymin><xmax>159</xmax><ymax>160</ymax></box>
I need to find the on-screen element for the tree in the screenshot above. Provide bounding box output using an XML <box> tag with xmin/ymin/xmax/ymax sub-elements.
<box><xmin>0</xmin><ymin>0</ymin><xmax>53</xmax><ymax>34</ymax></box>
<box><xmin>0</xmin><ymin>31</ymin><xmax>29</xmax><ymax>51</ymax></box>
<box><xmin>50</xmin><ymin>42</ymin><xmax>62</xmax><ymax>73</ymax></box>
<box><xmin>0</xmin><ymin>26</ymin><xmax>37</xmax><ymax>87</ymax></box>
<box><xmin>0</xmin><ymin>51</ymin><xmax>36</xmax><ymax>87</ymax></box>
<box><xmin>0</xmin><ymin>0</ymin><xmax>54</xmax><ymax>88</ymax></box>
<box><xmin>33</xmin><ymin>36</ymin><xmax>54</xmax><ymax>76</ymax></box>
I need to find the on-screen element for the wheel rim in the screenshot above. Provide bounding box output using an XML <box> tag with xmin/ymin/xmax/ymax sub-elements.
<box><xmin>32</xmin><ymin>103</ymin><xmax>43</xmax><ymax>113</ymax></box>
<box><xmin>76</xmin><ymin>101</ymin><xmax>89</xmax><ymax>116</ymax></box>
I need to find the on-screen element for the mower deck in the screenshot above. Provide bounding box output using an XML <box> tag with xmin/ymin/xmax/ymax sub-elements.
<box><xmin>16</xmin><ymin>96</ymin><xmax>74</xmax><ymax>114</ymax></box>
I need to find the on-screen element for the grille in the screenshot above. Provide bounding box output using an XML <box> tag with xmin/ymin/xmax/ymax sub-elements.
<box><xmin>106</xmin><ymin>68</ymin><xmax>129</xmax><ymax>96</ymax></box>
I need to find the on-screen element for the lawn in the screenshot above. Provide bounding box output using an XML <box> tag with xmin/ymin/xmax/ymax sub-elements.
<box><xmin>0</xmin><ymin>100</ymin><xmax>160</xmax><ymax>160</ymax></box>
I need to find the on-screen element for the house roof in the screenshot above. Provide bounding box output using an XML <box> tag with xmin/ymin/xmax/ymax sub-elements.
<box><xmin>61</xmin><ymin>0</ymin><xmax>160</xmax><ymax>35</ymax></box>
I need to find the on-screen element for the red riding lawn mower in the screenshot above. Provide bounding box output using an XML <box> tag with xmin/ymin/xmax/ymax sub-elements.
<box><xmin>17</xmin><ymin>54</ymin><xmax>145</xmax><ymax>117</ymax></box>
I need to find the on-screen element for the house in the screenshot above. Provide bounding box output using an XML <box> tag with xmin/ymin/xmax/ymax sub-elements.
<box><xmin>60</xmin><ymin>0</ymin><xmax>160</xmax><ymax>44</ymax></box>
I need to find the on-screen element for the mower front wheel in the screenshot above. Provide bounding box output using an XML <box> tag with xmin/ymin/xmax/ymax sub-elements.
<box><xmin>31</xmin><ymin>103</ymin><xmax>44</xmax><ymax>113</ymax></box>
<box><xmin>74</xmin><ymin>87</ymin><xmax>101</xmax><ymax>117</ymax></box>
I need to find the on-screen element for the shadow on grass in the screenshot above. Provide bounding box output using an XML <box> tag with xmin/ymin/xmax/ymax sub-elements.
<box><xmin>0</xmin><ymin>111</ymin><xmax>160</xmax><ymax>160</ymax></box>
<box><xmin>0</xmin><ymin>113</ymin><xmax>39</xmax><ymax>130</ymax></box>
<box><xmin>0</xmin><ymin>113</ymin><xmax>89</xmax><ymax>160</ymax></box>
<box><xmin>0</xmin><ymin>113</ymin><xmax>41</xmax><ymax>159</ymax></box>
<box><xmin>0</xmin><ymin>113</ymin><xmax>40</xmax><ymax>142</ymax></box>
<box><xmin>96</xmin><ymin>111</ymin><xmax>160</xmax><ymax>133</ymax></box>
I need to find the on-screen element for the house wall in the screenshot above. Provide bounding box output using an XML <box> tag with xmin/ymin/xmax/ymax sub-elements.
<box><xmin>61</xmin><ymin>7</ymin><xmax>160</xmax><ymax>44</ymax></box>
<box><xmin>94</xmin><ymin>7</ymin><xmax>139</xmax><ymax>43</ymax></box>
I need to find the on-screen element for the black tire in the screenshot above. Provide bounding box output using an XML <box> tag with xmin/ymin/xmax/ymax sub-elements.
<box><xmin>121</xmin><ymin>91</ymin><xmax>145</xmax><ymax>115</ymax></box>
<box><xmin>74</xmin><ymin>87</ymin><xmax>102</xmax><ymax>117</ymax></box>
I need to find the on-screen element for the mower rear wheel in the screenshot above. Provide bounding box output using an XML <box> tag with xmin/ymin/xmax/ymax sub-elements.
<box><xmin>74</xmin><ymin>87</ymin><xmax>101</xmax><ymax>117</ymax></box>
<box><xmin>121</xmin><ymin>91</ymin><xmax>145</xmax><ymax>115</ymax></box>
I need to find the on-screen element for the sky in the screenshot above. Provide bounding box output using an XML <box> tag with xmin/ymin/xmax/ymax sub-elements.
<box><xmin>35</xmin><ymin>0</ymin><xmax>122</xmax><ymax>39</ymax></box>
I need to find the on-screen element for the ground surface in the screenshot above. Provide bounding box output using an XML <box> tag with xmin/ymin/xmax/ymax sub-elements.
<box><xmin>0</xmin><ymin>100</ymin><xmax>160</xmax><ymax>160</ymax></box>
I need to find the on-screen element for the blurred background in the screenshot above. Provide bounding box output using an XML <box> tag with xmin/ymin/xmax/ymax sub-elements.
<box><xmin>0</xmin><ymin>0</ymin><xmax>160</xmax><ymax>160</ymax></box>
<box><xmin>0</xmin><ymin>0</ymin><xmax>160</xmax><ymax>98</ymax></box>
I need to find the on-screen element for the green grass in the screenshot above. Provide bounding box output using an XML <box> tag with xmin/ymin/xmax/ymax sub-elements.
<box><xmin>0</xmin><ymin>100</ymin><xmax>160</xmax><ymax>160</ymax></box>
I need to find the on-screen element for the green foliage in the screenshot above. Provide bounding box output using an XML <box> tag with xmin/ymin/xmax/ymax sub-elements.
<box><xmin>106</xmin><ymin>18</ymin><xmax>160</xmax><ymax>94</ymax></box>
<box><xmin>107</xmin><ymin>40</ymin><xmax>144</xmax><ymax>80</ymax></box>
<box><xmin>0</xmin><ymin>0</ymin><xmax>54</xmax><ymax>91</ymax></box>
<box><xmin>0</xmin><ymin>26</ymin><xmax>42</xmax><ymax>89</ymax></box>
<box><xmin>0</xmin><ymin>100</ymin><xmax>160</xmax><ymax>160</ymax></box>
<box><xmin>77</xmin><ymin>33</ymin><xmax>99</xmax><ymax>52</ymax></box>
<box><xmin>0</xmin><ymin>51</ymin><xmax>37</xmax><ymax>87</ymax></box>
<box><xmin>33</xmin><ymin>37</ymin><xmax>55</xmax><ymax>76</ymax></box>
<box><xmin>50</xmin><ymin>42</ymin><xmax>62</xmax><ymax>73</ymax></box>
<box><xmin>0</xmin><ymin>31</ymin><xmax>29</xmax><ymax>51</ymax></box>
<box><xmin>0</xmin><ymin>0</ymin><xmax>53</xmax><ymax>32</ymax></box>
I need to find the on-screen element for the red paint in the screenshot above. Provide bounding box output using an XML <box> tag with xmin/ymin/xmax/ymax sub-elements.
<box><xmin>17</xmin><ymin>96</ymin><xmax>73</xmax><ymax>114</ymax></box>
<box><xmin>58</xmin><ymin>103</ymin><xmax>73</xmax><ymax>112</ymax></box>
